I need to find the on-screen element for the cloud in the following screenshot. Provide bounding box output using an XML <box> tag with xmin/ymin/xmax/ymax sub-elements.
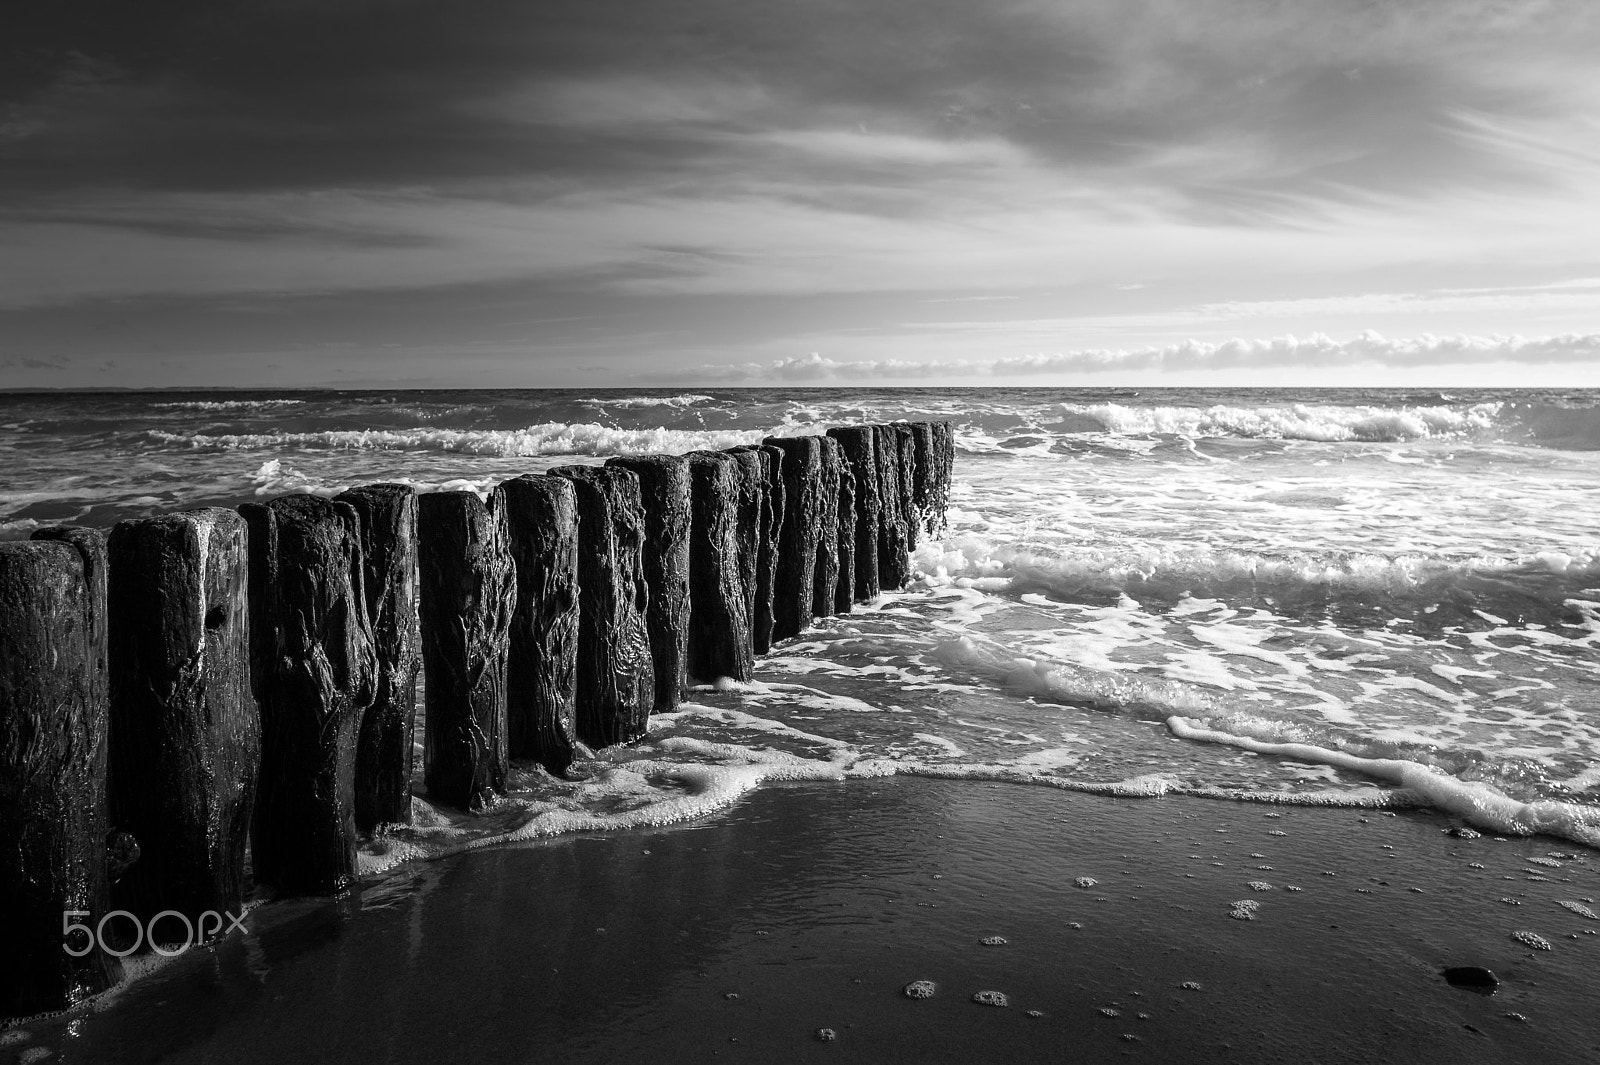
<box><xmin>909</xmin><ymin>280</ymin><xmax>1600</xmax><ymax>334</ymax></box>
<box><xmin>0</xmin><ymin>355</ymin><xmax>64</xmax><ymax>370</ymax></box>
<box><xmin>5</xmin><ymin>1</ymin><xmax>1600</xmax><ymax>385</ymax></box>
<box><xmin>4</xmin><ymin>0</ymin><xmax>1598</xmax><ymax>213</ymax></box>
<box><xmin>684</xmin><ymin>331</ymin><xmax>1600</xmax><ymax>381</ymax></box>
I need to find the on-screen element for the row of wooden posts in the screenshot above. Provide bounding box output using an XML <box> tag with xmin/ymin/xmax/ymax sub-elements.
<box><xmin>0</xmin><ymin>421</ymin><xmax>954</xmax><ymax>1020</ymax></box>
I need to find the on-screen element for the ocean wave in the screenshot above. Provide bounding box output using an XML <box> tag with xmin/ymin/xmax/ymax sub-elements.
<box><xmin>150</xmin><ymin>399</ymin><xmax>308</xmax><ymax>411</ymax></box>
<box><xmin>248</xmin><ymin>459</ymin><xmax>504</xmax><ymax>501</ymax></box>
<box><xmin>914</xmin><ymin>535</ymin><xmax>1600</xmax><ymax>619</ymax></box>
<box><xmin>932</xmin><ymin>635</ymin><xmax>1218</xmax><ymax>717</ymax></box>
<box><xmin>1169</xmin><ymin>716</ymin><xmax>1600</xmax><ymax>848</ymax></box>
<box><xmin>950</xmin><ymin>399</ymin><xmax>1600</xmax><ymax>451</ymax></box>
<box><xmin>1068</xmin><ymin>401</ymin><xmax>1502</xmax><ymax>441</ymax></box>
<box><xmin>921</xmin><ymin>635</ymin><xmax>1600</xmax><ymax>847</ymax></box>
<box><xmin>575</xmin><ymin>394</ymin><xmax>715</xmax><ymax>410</ymax></box>
<box><xmin>147</xmin><ymin>421</ymin><xmax>773</xmax><ymax>457</ymax></box>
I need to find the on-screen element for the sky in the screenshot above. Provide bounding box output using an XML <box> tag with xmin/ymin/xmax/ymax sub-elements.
<box><xmin>2</xmin><ymin>0</ymin><xmax>1599</xmax><ymax>389</ymax></box>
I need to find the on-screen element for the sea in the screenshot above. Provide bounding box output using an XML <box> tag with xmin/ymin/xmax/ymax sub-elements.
<box><xmin>2</xmin><ymin>386</ymin><xmax>1598</xmax><ymax>855</ymax></box>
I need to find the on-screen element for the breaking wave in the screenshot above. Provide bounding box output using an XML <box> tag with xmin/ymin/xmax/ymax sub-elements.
<box><xmin>150</xmin><ymin>399</ymin><xmax>308</xmax><ymax>411</ymax></box>
<box><xmin>952</xmin><ymin>400</ymin><xmax>1600</xmax><ymax>451</ymax></box>
<box><xmin>575</xmin><ymin>393</ymin><xmax>715</xmax><ymax>410</ymax></box>
<box><xmin>146</xmin><ymin>422</ymin><xmax>773</xmax><ymax>457</ymax></box>
<box><xmin>916</xmin><ymin>535</ymin><xmax>1600</xmax><ymax>621</ymax></box>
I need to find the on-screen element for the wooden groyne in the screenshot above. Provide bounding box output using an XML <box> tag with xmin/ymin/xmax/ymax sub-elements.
<box><xmin>0</xmin><ymin>422</ymin><xmax>953</xmax><ymax>1020</ymax></box>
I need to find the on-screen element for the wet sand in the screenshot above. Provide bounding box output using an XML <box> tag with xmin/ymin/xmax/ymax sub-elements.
<box><xmin>7</xmin><ymin>777</ymin><xmax>1599</xmax><ymax>1064</ymax></box>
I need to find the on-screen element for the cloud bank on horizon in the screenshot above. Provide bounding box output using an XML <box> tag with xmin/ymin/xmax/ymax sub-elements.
<box><xmin>2</xmin><ymin>0</ymin><xmax>1599</xmax><ymax>387</ymax></box>
<box><xmin>676</xmin><ymin>331</ymin><xmax>1600</xmax><ymax>386</ymax></box>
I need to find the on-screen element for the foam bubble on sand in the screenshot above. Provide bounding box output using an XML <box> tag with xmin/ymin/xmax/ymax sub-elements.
<box><xmin>1510</xmin><ymin>931</ymin><xmax>1552</xmax><ymax>950</ymax></box>
<box><xmin>972</xmin><ymin>991</ymin><xmax>1009</xmax><ymax>1007</ymax></box>
<box><xmin>1229</xmin><ymin>900</ymin><xmax>1261</xmax><ymax>920</ymax></box>
<box><xmin>904</xmin><ymin>980</ymin><xmax>938</xmax><ymax>999</ymax></box>
<box><xmin>1558</xmin><ymin>901</ymin><xmax>1599</xmax><ymax>919</ymax></box>
<box><xmin>980</xmin><ymin>936</ymin><xmax>1008</xmax><ymax>946</ymax></box>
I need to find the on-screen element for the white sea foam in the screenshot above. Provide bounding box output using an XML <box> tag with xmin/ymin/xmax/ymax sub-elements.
<box><xmin>576</xmin><ymin>394</ymin><xmax>715</xmax><ymax>409</ymax></box>
<box><xmin>150</xmin><ymin>399</ymin><xmax>307</xmax><ymax>411</ymax></box>
<box><xmin>150</xmin><ymin>422</ymin><xmax>769</xmax><ymax>457</ymax></box>
<box><xmin>933</xmin><ymin>635</ymin><xmax>1219</xmax><ymax>717</ymax></box>
<box><xmin>1057</xmin><ymin>401</ymin><xmax>1502</xmax><ymax>443</ymax></box>
<box><xmin>249</xmin><ymin>459</ymin><xmax>503</xmax><ymax>500</ymax></box>
<box><xmin>1168</xmin><ymin>717</ymin><xmax>1600</xmax><ymax>847</ymax></box>
<box><xmin>915</xmin><ymin>534</ymin><xmax>1599</xmax><ymax>605</ymax></box>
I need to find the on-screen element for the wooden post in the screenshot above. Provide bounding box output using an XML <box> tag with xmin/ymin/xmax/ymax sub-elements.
<box><xmin>891</xmin><ymin>423</ymin><xmax>919</xmax><ymax>550</ymax></box>
<box><xmin>605</xmin><ymin>455</ymin><xmax>691</xmax><ymax>712</ymax></box>
<box><xmin>243</xmin><ymin>495</ymin><xmax>376</xmax><ymax>897</ymax></box>
<box><xmin>928</xmin><ymin>420</ymin><xmax>955</xmax><ymax>537</ymax></box>
<box><xmin>825</xmin><ymin>426</ymin><xmax>880</xmax><ymax>602</ymax></box>
<box><xmin>685</xmin><ymin>451</ymin><xmax>753</xmax><ymax>684</ymax></box>
<box><xmin>834</xmin><ymin>436</ymin><xmax>857</xmax><ymax>612</ymax></box>
<box><xmin>547</xmin><ymin>466</ymin><xmax>655</xmax><ymax>748</ymax></box>
<box><xmin>900</xmin><ymin>422</ymin><xmax>938</xmax><ymax>543</ymax></box>
<box><xmin>724</xmin><ymin>448</ymin><xmax>766</xmax><ymax>643</ymax></box>
<box><xmin>1</xmin><ymin>532</ymin><xmax>122</xmax><ymax>1017</ymax></box>
<box><xmin>418</xmin><ymin>491</ymin><xmax>515</xmax><ymax>812</ymax></box>
<box><xmin>106</xmin><ymin>509</ymin><xmax>258</xmax><ymax>927</ymax></box>
<box><xmin>815</xmin><ymin>435</ymin><xmax>849</xmax><ymax>616</ymax></box>
<box><xmin>762</xmin><ymin>435</ymin><xmax>825</xmax><ymax>642</ymax></box>
<box><xmin>497</xmin><ymin>475</ymin><xmax>580</xmax><ymax>774</ymax></box>
<box><xmin>337</xmin><ymin>485</ymin><xmax>421</xmax><ymax>830</ymax></box>
<box><xmin>739</xmin><ymin>443</ymin><xmax>784</xmax><ymax>654</ymax></box>
<box><xmin>872</xmin><ymin>425</ymin><xmax>911</xmax><ymax>590</ymax></box>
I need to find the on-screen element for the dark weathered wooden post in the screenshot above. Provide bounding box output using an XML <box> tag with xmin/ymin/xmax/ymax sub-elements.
<box><xmin>826</xmin><ymin>426</ymin><xmax>880</xmax><ymax>602</ymax></box>
<box><xmin>243</xmin><ymin>495</ymin><xmax>376</xmax><ymax>897</ymax></box>
<box><xmin>106</xmin><ymin>509</ymin><xmax>258</xmax><ymax>926</ymax></box>
<box><xmin>337</xmin><ymin>485</ymin><xmax>420</xmax><ymax>830</ymax></box>
<box><xmin>724</xmin><ymin>448</ymin><xmax>766</xmax><ymax>640</ymax></box>
<box><xmin>498</xmin><ymin>475</ymin><xmax>580</xmax><ymax>774</ymax></box>
<box><xmin>900</xmin><ymin>422</ymin><xmax>937</xmax><ymax>542</ymax></box>
<box><xmin>418</xmin><ymin>491</ymin><xmax>515</xmax><ymax>812</ymax></box>
<box><xmin>892</xmin><ymin>423</ymin><xmax>919</xmax><ymax>550</ymax></box>
<box><xmin>762</xmin><ymin>435</ymin><xmax>825</xmax><ymax>641</ymax></box>
<box><xmin>740</xmin><ymin>443</ymin><xmax>784</xmax><ymax>654</ymax></box>
<box><xmin>1</xmin><ymin>532</ymin><xmax>121</xmax><ymax>1018</ymax></box>
<box><xmin>832</xmin><ymin>437</ymin><xmax>857</xmax><ymax>612</ymax></box>
<box><xmin>928</xmin><ymin>420</ymin><xmax>955</xmax><ymax>537</ymax></box>
<box><xmin>605</xmin><ymin>455</ymin><xmax>691</xmax><ymax>711</ymax></box>
<box><xmin>814</xmin><ymin>435</ymin><xmax>846</xmax><ymax>616</ymax></box>
<box><xmin>685</xmin><ymin>451</ymin><xmax>753</xmax><ymax>683</ymax></box>
<box><xmin>547</xmin><ymin>465</ymin><xmax>654</xmax><ymax>747</ymax></box>
<box><xmin>871</xmin><ymin>425</ymin><xmax>911</xmax><ymax>589</ymax></box>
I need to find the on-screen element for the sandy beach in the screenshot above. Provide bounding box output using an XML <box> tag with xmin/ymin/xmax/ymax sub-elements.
<box><xmin>7</xmin><ymin>776</ymin><xmax>1597</xmax><ymax>1064</ymax></box>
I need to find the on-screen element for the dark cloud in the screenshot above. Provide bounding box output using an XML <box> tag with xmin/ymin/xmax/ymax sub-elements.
<box><xmin>5</xmin><ymin>0</ymin><xmax>1595</xmax><ymax>216</ymax></box>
